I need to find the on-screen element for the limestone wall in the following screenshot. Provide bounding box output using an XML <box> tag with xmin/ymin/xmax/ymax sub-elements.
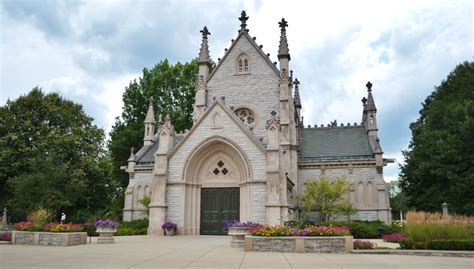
<box><xmin>207</xmin><ymin>34</ymin><xmax>280</xmax><ymax>138</ymax></box>
<box><xmin>297</xmin><ymin>164</ymin><xmax>390</xmax><ymax>223</ymax></box>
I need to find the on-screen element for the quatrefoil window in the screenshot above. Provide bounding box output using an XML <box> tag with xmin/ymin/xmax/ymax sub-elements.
<box><xmin>212</xmin><ymin>160</ymin><xmax>229</xmax><ymax>176</ymax></box>
<box><xmin>235</xmin><ymin>107</ymin><xmax>256</xmax><ymax>130</ymax></box>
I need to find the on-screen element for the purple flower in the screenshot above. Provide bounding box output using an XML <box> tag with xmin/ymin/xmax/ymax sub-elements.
<box><xmin>224</xmin><ymin>220</ymin><xmax>257</xmax><ymax>228</ymax></box>
<box><xmin>93</xmin><ymin>219</ymin><xmax>119</xmax><ymax>228</ymax></box>
<box><xmin>161</xmin><ymin>221</ymin><xmax>177</xmax><ymax>230</ymax></box>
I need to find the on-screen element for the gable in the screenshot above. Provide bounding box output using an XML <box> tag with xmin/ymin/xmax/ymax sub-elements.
<box><xmin>206</xmin><ymin>32</ymin><xmax>280</xmax><ymax>138</ymax></box>
<box><xmin>168</xmin><ymin>100</ymin><xmax>267</xmax><ymax>182</ymax></box>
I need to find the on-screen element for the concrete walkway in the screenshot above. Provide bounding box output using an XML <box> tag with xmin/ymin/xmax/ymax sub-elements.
<box><xmin>1</xmin><ymin>235</ymin><xmax>472</xmax><ymax>268</ymax></box>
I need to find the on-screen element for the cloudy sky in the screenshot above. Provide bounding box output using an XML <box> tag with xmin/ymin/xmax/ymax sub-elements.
<box><xmin>1</xmin><ymin>0</ymin><xmax>472</xmax><ymax>181</ymax></box>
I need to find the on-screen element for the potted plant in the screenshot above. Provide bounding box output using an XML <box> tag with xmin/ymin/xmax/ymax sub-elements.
<box><xmin>161</xmin><ymin>221</ymin><xmax>177</xmax><ymax>236</ymax></box>
<box><xmin>224</xmin><ymin>220</ymin><xmax>256</xmax><ymax>247</ymax></box>
<box><xmin>93</xmin><ymin>219</ymin><xmax>119</xmax><ymax>244</ymax></box>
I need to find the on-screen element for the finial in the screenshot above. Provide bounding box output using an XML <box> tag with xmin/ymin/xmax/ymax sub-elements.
<box><xmin>366</xmin><ymin>81</ymin><xmax>372</xmax><ymax>91</ymax></box>
<box><xmin>130</xmin><ymin>147</ymin><xmax>135</xmax><ymax>155</ymax></box>
<box><xmin>198</xmin><ymin>26</ymin><xmax>211</xmax><ymax>64</ymax></box>
<box><xmin>278</xmin><ymin>18</ymin><xmax>288</xmax><ymax>30</ymax></box>
<box><xmin>239</xmin><ymin>10</ymin><xmax>249</xmax><ymax>30</ymax></box>
<box><xmin>149</xmin><ymin>96</ymin><xmax>154</xmax><ymax>106</ymax></box>
<box><xmin>361</xmin><ymin>97</ymin><xmax>367</xmax><ymax>105</ymax></box>
<box><xmin>200</xmin><ymin>26</ymin><xmax>210</xmax><ymax>39</ymax></box>
<box><xmin>278</xmin><ymin>18</ymin><xmax>290</xmax><ymax>58</ymax></box>
<box><xmin>294</xmin><ymin>78</ymin><xmax>300</xmax><ymax>87</ymax></box>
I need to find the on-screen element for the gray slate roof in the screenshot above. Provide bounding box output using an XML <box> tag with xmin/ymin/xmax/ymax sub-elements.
<box><xmin>136</xmin><ymin>133</ymin><xmax>186</xmax><ymax>165</ymax></box>
<box><xmin>299</xmin><ymin>126</ymin><xmax>374</xmax><ymax>161</ymax></box>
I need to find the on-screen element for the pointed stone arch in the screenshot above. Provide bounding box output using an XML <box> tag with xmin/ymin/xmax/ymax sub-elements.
<box><xmin>357</xmin><ymin>181</ymin><xmax>365</xmax><ymax>207</ymax></box>
<box><xmin>367</xmin><ymin>181</ymin><xmax>375</xmax><ymax>207</ymax></box>
<box><xmin>181</xmin><ymin>136</ymin><xmax>253</xmax><ymax>234</ymax></box>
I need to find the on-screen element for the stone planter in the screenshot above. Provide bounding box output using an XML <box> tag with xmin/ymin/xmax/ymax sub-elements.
<box><xmin>96</xmin><ymin>226</ymin><xmax>117</xmax><ymax>244</ymax></box>
<box><xmin>164</xmin><ymin>228</ymin><xmax>175</xmax><ymax>236</ymax></box>
<box><xmin>11</xmin><ymin>231</ymin><xmax>87</xmax><ymax>246</ymax></box>
<box><xmin>244</xmin><ymin>236</ymin><xmax>353</xmax><ymax>253</ymax></box>
<box><xmin>228</xmin><ymin>227</ymin><xmax>250</xmax><ymax>247</ymax></box>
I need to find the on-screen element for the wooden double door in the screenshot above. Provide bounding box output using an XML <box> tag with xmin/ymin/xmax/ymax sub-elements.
<box><xmin>200</xmin><ymin>188</ymin><xmax>239</xmax><ymax>235</ymax></box>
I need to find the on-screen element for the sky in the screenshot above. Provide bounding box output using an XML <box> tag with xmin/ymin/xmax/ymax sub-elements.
<box><xmin>1</xmin><ymin>0</ymin><xmax>472</xmax><ymax>181</ymax></box>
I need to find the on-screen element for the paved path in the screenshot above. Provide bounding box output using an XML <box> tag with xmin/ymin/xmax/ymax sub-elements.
<box><xmin>1</xmin><ymin>235</ymin><xmax>472</xmax><ymax>268</ymax></box>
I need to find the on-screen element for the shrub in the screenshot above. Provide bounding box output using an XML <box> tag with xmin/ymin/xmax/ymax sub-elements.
<box><xmin>382</xmin><ymin>233</ymin><xmax>406</xmax><ymax>243</ymax></box>
<box><xmin>83</xmin><ymin>223</ymin><xmax>98</xmax><ymax>236</ymax></box>
<box><xmin>399</xmin><ymin>238</ymin><xmax>414</xmax><ymax>249</ymax></box>
<box><xmin>353</xmin><ymin>240</ymin><xmax>376</xmax><ymax>249</ymax></box>
<box><xmin>414</xmin><ymin>241</ymin><xmax>426</xmax><ymax>249</ymax></box>
<box><xmin>427</xmin><ymin>239</ymin><xmax>474</xmax><ymax>251</ymax></box>
<box><xmin>115</xmin><ymin>219</ymin><xmax>149</xmax><ymax>236</ymax></box>
<box><xmin>27</xmin><ymin>208</ymin><xmax>51</xmax><ymax>227</ymax></box>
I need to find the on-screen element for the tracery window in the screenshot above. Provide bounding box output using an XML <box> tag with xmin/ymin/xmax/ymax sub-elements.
<box><xmin>212</xmin><ymin>160</ymin><xmax>229</xmax><ymax>176</ymax></box>
<box><xmin>237</xmin><ymin>54</ymin><xmax>249</xmax><ymax>73</ymax></box>
<box><xmin>235</xmin><ymin>107</ymin><xmax>256</xmax><ymax>130</ymax></box>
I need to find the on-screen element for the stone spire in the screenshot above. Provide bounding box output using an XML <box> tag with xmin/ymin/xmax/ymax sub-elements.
<box><xmin>277</xmin><ymin>18</ymin><xmax>290</xmax><ymax>76</ymax></box>
<box><xmin>198</xmin><ymin>26</ymin><xmax>211</xmax><ymax>64</ymax></box>
<box><xmin>278</xmin><ymin>18</ymin><xmax>290</xmax><ymax>60</ymax></box>
<box><xmin>144</xmin><ymin>97</ymin><xmax>156</xmax><ymax>146</ymax></box>
<box><xmin>239</xmin><ymin>10</ymin><xmax>249</xmax><ymax>31</ymax></box>
<box><xmin>365</xmin><ymin>81</ymin><xmax>377</xmax><ymax>112</ymax></box>
<box><xmin>127</xmin><ymin>147</ymin><xmax>136</xmax><ymax>162</ymax></box>
<box><xmin>144</xmin><ymin>97</ymin><xmax>156</xmax><ymax>123</ymax></box>
<box><xmin>294</xmin><ymin>78</ymin><xmax>301</xmax><ymax>109</ymax></box>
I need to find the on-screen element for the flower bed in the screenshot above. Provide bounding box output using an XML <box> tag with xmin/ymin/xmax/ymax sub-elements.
<box><xmin>11</xmin><ymin>231</ymin><xmax>87</xmax><ymax>246</ymax></box>
<box><xmin>244</xmin><ymin>235</ymin><xmax>353</xmax><ymax>253</ymax></box>
<box><xmin>382</xmin><ymin>233</ymin><xmax>405</xmax><ymax>243</ymax></box>
<box><xmin>245</xmin><ymin>225</ymin><xmax>353</xmax><ymax>253</ymax></box>
<box><xmin>249</xmin><ymin>224</ymin><xmax>350</xmax><ymax>237</ymax></box>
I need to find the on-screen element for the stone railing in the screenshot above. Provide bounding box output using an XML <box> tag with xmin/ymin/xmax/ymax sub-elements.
<box><xmin>12</xmin><ymin>231</ymin><xmax>87</xmax><ymax>246</ymax></box>
<box><xmin>244</xmin><ymin>235</ymin><xmax>353</xmax><ymax>253</ymax></box>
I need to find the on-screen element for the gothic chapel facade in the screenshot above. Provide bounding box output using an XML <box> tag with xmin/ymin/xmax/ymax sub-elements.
<box><xmin>122</xmin><ymin>11</ymin><xmax>393</xmax><ymax>235</ymax></box>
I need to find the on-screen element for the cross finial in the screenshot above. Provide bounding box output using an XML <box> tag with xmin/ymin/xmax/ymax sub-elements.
<box><xmin>200</xmin><ymin>26</ymin><xmax>210</xmax><ymax>39</ymax></box>
<box><xmin>294</xmin><ymin>78</ymin><xmax>300</xmax><ymax>86</ymax></box>
<box><xmin>361</xmin><ymin>97</ymin><xmax>367</xmax><ymax>105</ymax></box>
<box><xmin>366</xmin><ymin>81</ymin><xmax>372</xmax><ymax>91</ymax></box>
<box><xmin>239</xmin><ymin>10</ymin><xmax>249</xmax><ymax>30</ymax></box>
<box><xmin>279</xmin><ymin>18</ymin><xmax>288</xmax><ymax>30</ymax></box>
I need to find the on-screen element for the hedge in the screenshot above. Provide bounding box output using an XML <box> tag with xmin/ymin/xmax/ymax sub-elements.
<box><xmin>115</xmin><ymin>219</ymin><xmax>149</xmax><ymax>236</ymax></box>
<box><xmin>427</xmin><ymin>240</ymin><xmax>474</xmax><ymax>251</ymax></box>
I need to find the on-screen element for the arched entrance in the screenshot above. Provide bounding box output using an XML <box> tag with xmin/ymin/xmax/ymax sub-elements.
<box><xmin>182</xmin><ymin>137</ymin><xmax>251</xmax><ymax>235</ymax></box>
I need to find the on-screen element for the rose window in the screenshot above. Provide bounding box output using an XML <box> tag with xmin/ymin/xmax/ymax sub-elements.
<box><xmin>235</xmin><ymin>108</ymin><xmax>256</xmax><ymax>130</ymax></box>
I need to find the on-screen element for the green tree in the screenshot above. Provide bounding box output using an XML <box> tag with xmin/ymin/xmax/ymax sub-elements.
<box><xmin>387</xmin><ymin>180</ymin><xmax>408</xmax><ymax>220</ymax></box>
<box><xmin>399</xmin><ymin>61</ymin><xmax>474</xmax><ymax>214</ymax></box>
<box><xmin>298</xmin><ymin>176</ymin><xmax>356</xmax><ymax>221</ymax></box>
<box><xmin>0</xmin><ymin>88</ymin><xmax>113</xmax><ymax>219</ymax></box>
<box><xmin>108</xmin><ymin>59</ymin><xmax>198</xmax><ymax>189</ymax></box>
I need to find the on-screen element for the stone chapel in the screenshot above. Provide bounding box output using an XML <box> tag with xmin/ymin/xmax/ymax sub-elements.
<box><xmin>122</xmin><ymin>11</ymin><xmax>393</xmax><ymax>235</ymax></box>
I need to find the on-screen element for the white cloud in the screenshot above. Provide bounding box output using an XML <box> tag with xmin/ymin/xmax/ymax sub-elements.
<box><xmin>1</xmin><ymin>0</ymin><xmax>471</xmax><ymax>178</ymax></box>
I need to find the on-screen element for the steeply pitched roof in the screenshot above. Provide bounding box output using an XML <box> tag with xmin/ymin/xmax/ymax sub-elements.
<box><xmin>299</xmin><ymin>126</ymin><xmax>374</xmax><ymax>161</ymax></box>
<box><xmin>135</xmin><ymin>133</ymin><xmax>186</xmax><ymax>165</ymax></box>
